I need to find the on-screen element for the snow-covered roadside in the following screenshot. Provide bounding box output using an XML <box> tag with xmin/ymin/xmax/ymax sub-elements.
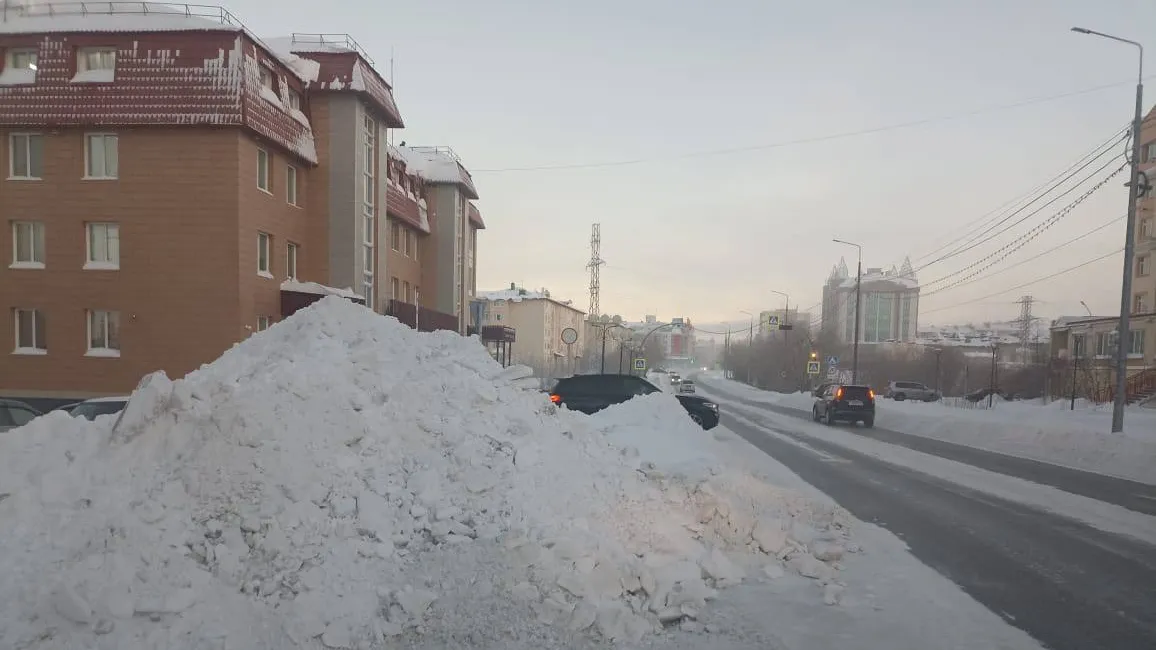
<box><xmin>597</xmin><ymin>398</ymin><xmax>1044</xmax><ymax>649</ymax></box>
<box><xmin>717</xmin><ymin>403</ymin><xmax>1156</xmax><ymax>546</ymax></box>
<box><xmin>696</xmin><ymin>373</ymin><xmax>1156</xmax><ymax>485</ymax></box>
<box><xmin>3</xmin><ymin>298</ymin><xmax>998</xmax><ymax>650</ymax></box>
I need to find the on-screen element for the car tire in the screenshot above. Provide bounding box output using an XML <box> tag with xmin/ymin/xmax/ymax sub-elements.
<box><xmin>812</xmin><ymin>407</ymin><xmax>820</xmax><ymax>422</ymax></box>
<box><xmin>824</xmin><ymin>411</ymin><xmax>835</xmax><ymax>426</ymax></box>
<box><xmin>689</xmin><ymin>413</ymin><xmax>705</xmax><ymax>427</ymax></box>
<box><xmin>863</xmin><ymin>417</ymin><xmax>875</xmax><ymax>428</ymax></box>
<box><xmin>893</xmin><ymin>393</ymin><xmax>906</xmax><ymax>401</ymax></box>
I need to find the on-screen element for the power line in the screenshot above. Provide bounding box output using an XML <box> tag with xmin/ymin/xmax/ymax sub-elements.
<box><xmin>916</xmin><ymin>146</ymin><xmax>1126</xmax><ymax>275</ymax></box>
<box><xmin>921</xmin><ymin>248</ymin><xmax>1121</xmax><ymax>316</ymax></box>
<box><xmin>920</xmin><ymin>161</ymin><xmax>1127</xmax><ymax>290</ymax></box>
<box><xmin>472</xmin><ymin>78</ymin><xmax>1153</xmax><ymax>173</ymax></box>
<box><xmin>922</xmin><ymin>213</ymin><xmax>1126</xmax><ymax>297</ymax></box>
<box><xmin>908</xmin><ymin>126</ymin><xmax>1128</xmax><ymax>267</ymax></box>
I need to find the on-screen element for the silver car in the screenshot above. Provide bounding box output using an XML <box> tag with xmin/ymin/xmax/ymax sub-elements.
<box><xmin>885</xmin><ymin>381</ymin><xmax>940</xmax><ymax>402</ymax></box>
<box><xmin>678</xmin><ymin>380</ymin><xmax>696</xmax><ymax>394</ymax></box>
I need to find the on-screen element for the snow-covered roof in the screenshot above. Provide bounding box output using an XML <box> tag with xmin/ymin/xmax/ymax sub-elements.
<box><xmin>0</xmin><ymin>2</ymin><xmax>244</xmax><ymax>34</ymax></box>
<box><xmin>477</xmin><ymin>288</ymin><xmax>583</xmax><ymax>312</ymax></box>
<box><xmin>391</xmin><ymin>145</ymin><xmax>479</xmax><ymax>199</ymax></box>
<box><xmin>281</xmin><ymin>279</ymin><xmax>361</xmax><ymax>300</ymax></box>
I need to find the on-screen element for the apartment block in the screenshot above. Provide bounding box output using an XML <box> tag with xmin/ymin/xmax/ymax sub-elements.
<box><xmin>0</xmin><ymin>4</ymin><xmax>483</xmax><ymax>400</ymax></box>
<box><xmin>477</xmin><ymin>286</ymin><xmax>586</xmax><ymax>378</ymax></box>
<box><xmin>821</xmin><ymin>257</ymin><xmax>920</xmax><ymax>343</ymax></box>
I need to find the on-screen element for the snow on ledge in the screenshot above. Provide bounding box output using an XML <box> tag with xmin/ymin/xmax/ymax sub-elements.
<box><xmin>0</xmin><ymin>68</ymin><xmax>36</xmax><ymax>85</ymax></box>
<box><xmin>71</xmin><ymin>69</ymin><xmax>116</xmax><ymax>83</ymax></box>
<box><xmin>0</xmin><ymin>13</ymin><xmax>241</xmax><ymax>35</ymax></box>
<box><xmin>281</xmin><ymin>279</ymin><xmax>361</xmax><ymax>300</ymax></box>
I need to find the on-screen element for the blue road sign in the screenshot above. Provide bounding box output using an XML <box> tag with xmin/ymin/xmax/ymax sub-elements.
<box><xmin>827</xmin><ymin>356</ymin><xmax>839</xmax><ymax>366</ymax></box>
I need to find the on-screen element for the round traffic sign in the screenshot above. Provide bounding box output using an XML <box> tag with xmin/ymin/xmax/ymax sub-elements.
<box><xmin>561</xmin><ymin>327</ymin><xmax>579</xmax><ymax>345</ymax></box>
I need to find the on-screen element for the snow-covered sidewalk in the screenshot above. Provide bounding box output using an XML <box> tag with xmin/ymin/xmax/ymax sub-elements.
<box><xmin>697</xmin><ymin>373</ymin><xmax>1156</xmax><ymax>485</ymax></box>
<box><xmin>0</xmin><ymin>301</ymin><xmax>1042</xmax><ymax>649</ymax></box>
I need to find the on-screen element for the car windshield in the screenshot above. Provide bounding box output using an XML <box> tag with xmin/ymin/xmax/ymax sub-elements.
<box><xmin>840</xmin><ymin>386</ymin><xmax>872</xmax><ymax>400</ymax></box>
<box><xmin>71</xmin><ymin>400</ymin><xmax>128</xmax><ymax>421</ymax></box>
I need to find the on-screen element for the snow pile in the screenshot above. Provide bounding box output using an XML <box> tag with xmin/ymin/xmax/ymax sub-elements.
<box><xmin>0</xmin><ymin>298</ymin><xmax>855</xmax><ymax>649</ymax></box>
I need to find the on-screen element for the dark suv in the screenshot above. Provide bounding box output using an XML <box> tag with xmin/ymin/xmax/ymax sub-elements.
<box><xmin>549</xmin><ymin>374</ymin><xmax>720</xmax><ymax>429</ymax></box>
<box><xmin>812</xmin><ymin>384</ymin><xmax>875</xmax><ymax>427</ymax></box>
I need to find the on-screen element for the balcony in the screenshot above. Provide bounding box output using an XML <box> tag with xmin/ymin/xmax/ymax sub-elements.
<box><xmin>386</xmin><ymin>185</ymin><xmax>429</xmax><ymax>233</ymax></box>
<box><xmin>384</xmin><ymin>300</ymin><xmax>458</xmax><ymax>333</ymax></box>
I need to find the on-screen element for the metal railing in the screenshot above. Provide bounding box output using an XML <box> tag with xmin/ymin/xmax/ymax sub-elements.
<box><xmin>287</xmin><ymin>33</ymin><xmax>374</xmax><ymax>65</ymax></box>
<box><xmin>1</xmin><ymin>2</ymin><xmax>247</xmax><ymax>27</ymax></box>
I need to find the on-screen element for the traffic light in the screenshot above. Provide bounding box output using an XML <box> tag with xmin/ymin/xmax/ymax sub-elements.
<box><xmin>809</xmin><ymin>351</ymin><xmax>818</xmax><ymax>360</ymax></box>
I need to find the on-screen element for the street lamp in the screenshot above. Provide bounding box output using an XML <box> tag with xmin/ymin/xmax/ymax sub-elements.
<box><xmin>740</xmin><ymin>310</ymin><xmax>755</xmax><ymax>384</ymax></box>
<box><xmin>770</xmin><ymin>290</ymin><xmax>790</xmax><ymax>328</ymax></box>
<box><xmin>833</xmin><ymin>239</ymin><xmax>863</xmax><ymax>384</ymax></box>
<box><xmin>1071</xmin><ymin>26</ymin><xmax>1144</xmax><ymax>433</ymax></box>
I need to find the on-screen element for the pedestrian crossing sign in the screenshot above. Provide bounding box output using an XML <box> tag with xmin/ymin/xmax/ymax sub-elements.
<box><xmin>806</xmin><ymin>361</ymin><xmax>820</xmax><ymax>375</ymax></box>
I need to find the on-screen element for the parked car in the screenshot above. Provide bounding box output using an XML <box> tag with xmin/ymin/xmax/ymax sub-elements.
<box><xmin>884</xmin><ymin>381</ymin><xmax>940</xmax><ymax>402</ymax></box>
<box><xmin>549</xmin><ymin>374</ymin><xmax>720</xmax><ymax>429</ymax></box>
<box><xmin>69</xmin><ymin>396</ymin><xmax>130</xmax><ymax>421</ymax></box>
<box><xmin>678</xmin><ymin>380</ymin><xmax>696</xmax><ymax>394</ymax></box>
<box><xmin>812</xmin><ymin>384</ymin><xmax>875</xmax><ymax>427</ymax></box>
<box><xmin>0</xmin><ymin>398</ymin><xmax>42</xmax><ymax>432</ymax></box>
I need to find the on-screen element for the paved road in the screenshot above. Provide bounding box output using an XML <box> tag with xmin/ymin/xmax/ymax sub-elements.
<box><xmin>721</xmin><ymin>412</ymin><xmax>1156</xmax><ymax>650</ymax></box>
<box><xmin>698</xmin><ymin>380</ymin><xmax>1156</xmax><ymax>515</ymax></box>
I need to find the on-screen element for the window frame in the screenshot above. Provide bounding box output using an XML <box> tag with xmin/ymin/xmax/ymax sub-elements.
<box><xmin>84</xmin><ymin>222</ymin><xmax>120</xmax><ymax>270</ymax></box>
<box><xmin>257</xmin><ymin>232</ymin><xmax>272</xmax><ymax>277</ymax></box>
<box><xmin>85</xmin><ymin>309</ymin><xmax>120</xmax><ymax>357</ymax></box>
<box><xmin>1128</xmin><ymin>329</ymin><xmax>1145</xmax><ymax>356</ymax></box>
<box><xmin>83</xmin><ymin>133</ymin><xmax>119</xmax><ymax>180</ymax></box>
<box><xmin>1138</xmin><ymin>254</ymin><xmax>1151</xmax><ymax>277</ymax></box>
<box><xmin>257</xmin><ymin>316</ymin><xmax>272</xmax><ymax>332</ymax></box>
<box><xmin>287</xmin><ymin>88</ymin><xmax>301</xmax><ymax>111</ymax></box>
<box><xmin>286</xmin><ymin>164</ymin><xmax>298</xmax><ymax>206</ymax></box>
<box><xmin>7</xmin><ymin>48</ymin><xmax>37</xmax><ymax>70</ymax></box>
<box><xmin>286</xmin><ymin>242</ymin><xmax>298</xmax><ymax>279</ymax></box>
<box><xmin>13</xmin><ymin>307</ymin><xmax>47</xmax><ymax>354</ymax></box>
<box><xmin>1134</xmin><ymin>293</ymin><xmax>1149</xmax><ymax>315</ymax></box>
<box><xmin>8</xmin><ymin>132</ymin><xmax>43</xmax><ymax>180</ymax></box>
<box><xmin>391</xmin><ymin>221</ymin><xmax>401</xmax><ymax>251</ymax></box>
<box><xmin>77</xmin><ymin>47</ymin><xmax>116</xmax><ymax>72</ymax></box>
<box><xmin>391</xmin><ymin>277</ymin><xmax>399</xmax><ymax>300</ymax></box>
<box><xmin>256</xmin><ymin>148</ymin><xmax>271</xmax><ymax>193</ymax></box>
<box><xmin>10</xmin><ymin>220</ymin><xmax>45</xmax><ymax>268</ymax></box>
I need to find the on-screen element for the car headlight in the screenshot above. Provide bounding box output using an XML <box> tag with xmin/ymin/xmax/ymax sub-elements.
<box><xmin>704</xmin><ymin>402</ymin><xmax>718</xmax><ymax>411</ymax></box>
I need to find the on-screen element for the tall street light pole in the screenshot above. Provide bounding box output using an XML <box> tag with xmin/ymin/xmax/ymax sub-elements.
<box><xmin>740</xmin><ymin>310</ymin><xmax>755</xmax><ymax>384</ymax></box>
<box><xmin>833</xmin><ymin>239</ymin><xmax>863</xmax><ymax>384</ymax></box>
<box><xmin>1071</xmin><ymin>26</ymin><xmax>1144</xmax><ymax>433</ymax></box>
<box><xmin>770</xmin><ymin>290</ymin><xmax>789</xmax><ymax>327</ymax></box>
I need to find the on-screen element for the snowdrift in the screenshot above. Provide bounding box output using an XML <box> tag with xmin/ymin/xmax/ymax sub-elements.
<box><xmin>0</xmin><ymin>298</ymin><xmax>856</xmax><ymax>649</ymax></box>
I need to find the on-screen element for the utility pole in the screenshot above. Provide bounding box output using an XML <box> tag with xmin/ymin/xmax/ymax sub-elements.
<box><xmin>988</xmin><ymin>342</ymin><xmax>999</xmax><ymax>409</ymax></box>
<box><xmin>1070</xmin><ymin>27</ymin><xmax>1144</xmax><ymax>433</ymax></box>
<box><xmin>933</xmin><ymin>347</ymin><xmax>943</xmax><ymax>393</ymax></box>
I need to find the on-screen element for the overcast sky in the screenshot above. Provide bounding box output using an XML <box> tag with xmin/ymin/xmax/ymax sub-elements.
<box><xmin>230</xmin><ymin>0</ymin><xmax>1153</xmax><ymax>326</ymax></box>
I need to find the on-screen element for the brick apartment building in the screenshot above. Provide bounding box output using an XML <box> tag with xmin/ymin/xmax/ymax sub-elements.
<box><xmin>0</xmin><ymin>3</ymin><xmax>484</xmax><ymax>401</ymax></box>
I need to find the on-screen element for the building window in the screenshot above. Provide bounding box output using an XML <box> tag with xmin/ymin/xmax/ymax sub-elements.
<box><xmin>75</xmin><ymin>47</ymin><xmax>116</xmax><ymax>82</ymax></box>
<box><xmin>1145</xmin><ymin>141</ymin><xmax>1156</xmax><ymax>163</ymax></box>
<box><xmin>257</xmin><ymin>148</ymin><xmax>270</xmax><ymax>192</ymax></box>
<box><xmin>401</xmin><ymin>226</ymin><xmax>410</xmax><ymax>256</ymax></box>
<box><xmin>86</xmin><ymin>309</ymin><xmax>120</xmax><ymax>356</ymax></box>
<box><xmin>403</xmin><ymin>281</ymin><xmax>411</xmax><ymax>303</ymax></box>
<box><xmin>287</xmin><ymin>88</ymin><xmax>301</xmax><ymax>111</ymax></box>
<box><xmin>391</xmin><ymin>277</ymin><xmax>399</xmax><ymax>300</ymax></box>
<box><xmin>1071</xmin><ymin>333</ymin><xmax>1085</xmax><ymax>358</ymax></box>
<box><xmin>1142</xmin><ymin>218</ymin><xmax>1153</xmax><ymax>239</ymax></box>
<box><xmin>286</xmin><ymin>242</ymin><xmax>298</xmax><ymax>279</ymax></box>
<box><xmin>11</xmin><ymin>221</ymin><xmax>45</xmax><ymax>268</ymax></box>
<box><xmin>364</xmin><ymin>242</ymin><xmax>374</xmax><ymax>274</ymax></box>
<box><xmin>391</xmin><ymin>221</ymin><xmax>400</xmax><ymax>251</ymax></box>
<box><xmin>257</xmin><ymin>316</ymin><xmax>271</xmax><ymax>332</ymax></box>
<box><xmin>1095</xmin><ymin>332</ymin><xmax>1114</xmax><ymax>357</ymax></box>
<box><xmin>362</xmin><ymin>114</ymin><xmax>375</xmax><ymax>216</ymax></box>
<box><xmin>13</xmin><ymin>308</ymin><xmax>46</xmax><ymax>354</ymax></box>
<box><xmin>9</xmin><ymin>133</ymin><xmax>43</xmax><ymax>179</ymax></box>
<box><xmin>84</xmin><ymin>134</ymin><xmax>118</xmax><ymax>179</ymax></box>
<box><xmin>259</xmin><ymin>65</ymin><xmax>274</xmax><ymax>90</ymax></box>
<box><xmin>1129</xmin><ymin>329</ymin><xmax>1145</xmax><ymax>356</ymax></box>
<box><xmin>410</xmin><ymin>231</ymin><xmax>418</xmax><ymax>261</ymax></box>
<box><xmin>1138</xmin><ymin>255</ymin><xmax>1151</xmax><ymax>277</ymax></box>
<box><xmin>85</xmin><ymin>222</ymin><xmax>120</xmax><ymax>269</ymax></box>
<box><xmin>363</xmin><ymin>275</ymin><xmax>374</xmax><ymax>309</ymax></box>
<box><xmin>286</xmin><ymin>164</ymin><xmax>298</xmax><ymax>205</ymax></box>
<box><xmin>257</xmin><ymin>232</ymin><xmax>271</xmax><ymax>276</ymax></box>
<box><xmin>1135</xmin><ymin>293</ymin><xmax>1150</xmax><ymax>315</ymax></box>
<box><xmin>414</xmin><ymin>285</ymin><xmax>420</xmax><ymax>305</ymax></box>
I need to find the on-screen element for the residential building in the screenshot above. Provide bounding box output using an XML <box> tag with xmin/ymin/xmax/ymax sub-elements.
<box><xmin>476</xmin><ymin>285</ymin><xmax>586</xmax><ymax>377</ymax></box>
<box><xmin>0</xmin><ymin>4</ymin><xmax>480</xmax><ymax>400</ymax></box>
<box><xmin>624</xmin><ymin>315</ymin><xmax>697</xmax><ymax>365</ymax></box>
<box><xmin>1046</xmin><ymin>103</ymin><xmax>1156</xmax><ymax>402</ymax></box>
<box><xmin>821</xmin><ymin>257</ymin><xmax>920</xmax><ymax>344</ymax></box>
<box><xmin>388</xmin><ymin>145</ymin><xmax>484</xmax><ymax>333</ymax></box>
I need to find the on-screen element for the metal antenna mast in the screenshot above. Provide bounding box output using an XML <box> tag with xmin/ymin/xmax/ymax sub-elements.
<box><xmin>586</xmin><ymin>223</ymin><xmax>605</xmax><ymax>319</ymax></box>
<box><xmin>1016</xmin><ymin>295</ymin><xmax>1035</xmax><ymax>363</ymax></box>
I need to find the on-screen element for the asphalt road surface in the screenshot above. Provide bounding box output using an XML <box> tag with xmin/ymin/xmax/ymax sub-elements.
<box><xmin>719</xmin><ymin>409</ymin><xmax>1156</xmax><ymax>650</ymax></box>
<box><xmin>700</xmin><ymin>381</ymin><xmax>1156</xmax><ymax>516</ymax></box>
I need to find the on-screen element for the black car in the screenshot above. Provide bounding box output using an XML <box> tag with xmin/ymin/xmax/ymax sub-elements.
<box><xmin>0</xmin><ymin>398</ymin><xmax>42</xmax><ymax>432</ymax></box>
<box><xmin>549</xmin><ymin>374</ymin><xmax>720</xmax><ymax>430</ymax></box>
<box><xmin>812</xmin><ymin>384</ymin><xmax>875</xmax><ymax>427</ymax></box>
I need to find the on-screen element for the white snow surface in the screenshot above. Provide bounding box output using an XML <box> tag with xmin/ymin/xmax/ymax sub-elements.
<box><xmin>0</xmin><ymin>298</ymin><xmax>857</xmax><ymax>649</ymax></box>
<box><xmin>699</xmin><ymin>373</ymin><xmax>1156</xmax><ymax>485</ymax></box>
<box><xmin>0</xmin><ymin>3</ymin><xmax>241</xmax><ymax>34</ymax></box>
<box><xmin>280</xmin><ymin>279</ymin><xmax>361</xmax><ymax>300</ymax></box>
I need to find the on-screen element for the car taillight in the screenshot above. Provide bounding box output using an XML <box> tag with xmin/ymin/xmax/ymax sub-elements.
<box><xmin>835</xmin><ymin>387</ymin><xmax>843</xmax><ymax>400</ymax></box>
<box><xmin>549</xmin><ymin>394</ymin><xmax>561</xmax><ymax>404</ymax></box>
<box><xmin>868</xmin><ymin>389</ymin><xmax>875</xmax><ymax>400</ymax></box>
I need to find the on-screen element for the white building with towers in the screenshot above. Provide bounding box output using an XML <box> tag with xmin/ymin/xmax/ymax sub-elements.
<box><xmin>821</xmin><ymin>257</ymin><xmax>920</xmax><ymax>344</ymax></box>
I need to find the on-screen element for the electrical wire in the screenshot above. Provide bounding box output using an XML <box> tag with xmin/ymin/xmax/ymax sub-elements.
<box><xmin>472</xmin><ymin>78</ymin><xmax>1153</xmax><ymax>173</ymax></box>
<box><xmin>907</xmin><ymin>126</ymin><xmax>1129</xmax><ymax>267</ymax></box>
<box><xmin>920</xmin><ymin>249</ymin><xmax>1122</xmax><ymax>316</ymax></box>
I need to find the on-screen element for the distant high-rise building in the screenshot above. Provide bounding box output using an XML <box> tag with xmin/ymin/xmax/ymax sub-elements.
<box><xmin>821</xmin><ymin>257</ymin><xmax>919</xmax><ymax>343</ymax></box>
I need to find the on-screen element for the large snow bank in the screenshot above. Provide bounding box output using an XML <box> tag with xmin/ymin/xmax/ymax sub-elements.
<box><xmin>0</xmin><ymin>298</ymin><xmax>854</xmax><ymax>649</ymax></box>
<box><xmin>698</xmin><ymin>374</ymin><xmax>1156</xmax><ymax>485</ymax></box>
